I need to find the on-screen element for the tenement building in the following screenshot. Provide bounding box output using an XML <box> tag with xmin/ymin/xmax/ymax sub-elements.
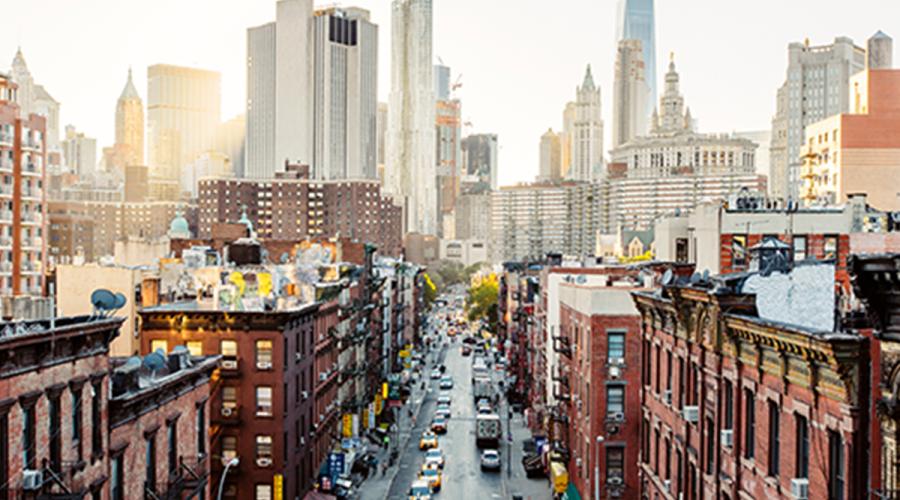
<box><xmin>0</xmin><ymin>314</ymin><xmax>123</xmax><ymax>498</ymax></box>
<box><xmin>633</xmin><ymin>247</ymin><xmax>870</xmax><ymax>500</ymax></box>
<box><xmin>108</xmin><ymin>349</ymin><xmax>218</xmax><ymax>499</ymax></box>
<box><xmin>607</xmin><ymin>56</ymin><xmax>764</xmax><ymax>232</ymax></box>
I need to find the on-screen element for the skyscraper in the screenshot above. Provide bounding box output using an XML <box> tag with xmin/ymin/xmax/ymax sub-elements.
<box><xmin>539</xmin><ymin>129</ymin><xmax>561</xmax><ymax>182</ymax></box>
<box><xmin>569</xmin><ymin>66</ymin><xmax>604</xmax><ymax>182</ymax></box>
<box><xmin>434</xmin><ymin>64</ymin><xmax>451</xmax><ymax>101</ymax></box>
<box><xmin>146</xmin><ymin>64</ymin><xmax>221</xmax><ymax>194</ymax></box>
<box><xmin>246</xmin><ymin>2</ymin><xmax>378</xmax><ymax>181</ymax></box>
<box><xmin>246</xmin><ymin>21</ymin><xmax>277</xmax><ymax>178</ymax></box>
<box><xmin>617</xmin><ymin>0</ymin><xmax>657</xmax><ymax>110</ymax></box>
<box><xmin>312</xmin><ymin>6</ymin><xmax>379</xmax><ymax>180</ymax></box>
<box><xmin>115</xmin><ymin>69</ymin><xmax>144</xmax><ymax>168</ymax></box>
<box><xmin>436</xmin><ymin>88</ymin><xmax>462</xmax><ymax>236</ymax></box>
<box><xmin>387</xmin><ymin>0</ymin><xmax>436</xmax><ymax>235</ymax></box>
<box><xmin>62</xmin><ymin>125</ymin><xmax>97</xmax><ymax>178</ymax></box>
<box><xmin>612</xmin><ymin>39</ymin><xmax>649</xmax><ymax>148</ymax></box>
<box><xmin>769</xmin><ymin>37</ymin><xmax>865</xmax><ymax>200</ymax></box>
<box><xmin>275</xmin><ymin>0</ymin><xmax>314</xmax><ymax>175</ymax></box>
<box><xmin>461</xmin><ymin>134</ymin><xmax>498</xmax><ymax>191</ymax></box>
<box><xmin>559</xmin><ymin>102</ymin><xmax>575</xmax><ymax>178</ymax></box>
<box><xmin>10</xmin><ymin>48</ymin><xmax>60</xmax><ymax>151</ymax></box>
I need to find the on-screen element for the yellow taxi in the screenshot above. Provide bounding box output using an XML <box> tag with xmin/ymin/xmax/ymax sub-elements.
<box><xmin>419</xmin><ymin>431</ymin><xmax>438</xmax><ymax>450</ymax></box>
<box><xmin>419</xmin><ymin>463</ymin><xmax>443</xmax><ymax>491</ymax></box>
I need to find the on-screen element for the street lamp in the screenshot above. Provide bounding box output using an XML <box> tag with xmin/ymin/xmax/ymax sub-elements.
<box><xmin>594</xmin><ymin>435</ymin><xmax>604</xmax><ymax>500</ymax></box>
<box><xmin>217</xmin><ymin>457</ymin><xmax>240</xmax><ymax>500</ymax></box>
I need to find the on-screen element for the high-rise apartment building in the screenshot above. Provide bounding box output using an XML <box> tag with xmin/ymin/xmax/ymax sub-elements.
<box><xmin>462</xmin><ymin>133</ymin><xmax>498</xmax><ymax>192</ymax></box>
<box><xmin>62</xmin><ymin>125</ymin><xmax>97</xmax><ymax>178</ymax></box>
<box><xmin>312</xmin><ymin>7</ymin><xmax>378</xmax><ymax>181</ymax></box>
<box><xmin>560</xmin><ymin>102</ymin><xmax>575</xmax><ymax>178</ymax></box>
<box><xmin>612</xmin><ymin>39</ymin><xmax>649</xmax><ymax>148</ymax></box>
<box><xmin>0</xmin><ymin>72</ymin><xmax>47</xmax><ymax>296</ymax></box>
<box><xmin>387</xmin><ymin>0</ymin><xmax>437</xmax><ymax>235</ymax></box>
<box><xmin>490</xmin><ymin>182</ymin><xmax>599</xmax><ymax>262</ymax></box>
<box><xmin>147</xmin><ymin>64</ymin><xmax>221</xmax><ymax>193</ymax></box>
<box><xmin>539</xmin><ymin>128</ymin><xmax>561</xmax><ymax>182</ymax></box>
<box><xmin>616</xmin><ymin>0</ymin><xmax>657</xmax><ymax>117</ymax></box>
<box><xmin>769</xmin><ymin>37</ymin><xmax>865</xmax><ymax>201</ymax></box>
<box><xmin>434</xmin><ymin>63</ymin><xmax>451</xmax><ymax>101</ymax></box>
<box><xmin>569</xmin><ymin>66</ymin><xmax>604</xmax><ymax>182</ymax></box>
<box><xmin>216</xmin><ymin>114</ymin><xmax>246</xmax><ymax>177</ymax></box>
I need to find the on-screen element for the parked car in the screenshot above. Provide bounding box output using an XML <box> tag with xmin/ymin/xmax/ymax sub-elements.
<box><xmin>439</xmin><ymin>376</ymin><xmax>453</xmax><ymax>390</ymax></box>
<box><xmin>480</xmin><ymin>449</ymin><xmax>501</xmax><ymax>471</ymax></box>
<box><xmin>435</xmin><ymin>407</ymin><xmax>451</xmax><ymax>420</ymax></box>
<box><xmin>437</xmin><ymin>394</ymin><xmax>452</xmax><ymax>407</ymax></box>
<box><xmin>431</xmin><ymin>417</ymin><xmax>448</xmax><ymax>434</ymax></box>
<box><xmin>430</xmin><ymin>369</ymin><xmax>442</xmax><ymax>380</ymax></box>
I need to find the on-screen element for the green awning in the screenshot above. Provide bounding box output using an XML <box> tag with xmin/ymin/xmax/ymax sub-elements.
<box><xmin>561</xmin><ymin>483</ymin><xmax>582</xmax><ymax>500</ymax></box>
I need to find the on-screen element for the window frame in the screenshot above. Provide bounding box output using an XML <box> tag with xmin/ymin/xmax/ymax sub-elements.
<box><xmin>607</xmin><ymin>331</ymin><xmax>625</xmax><ymax>363</ymax></box>
<box><xmin>256</xmin><ymin>386</ymin><xmax>273</xmax><ymax>417</ymax></box>
<box><xmin>606</xmin><ymin>384</ymin><xmax>625</xmax><ymax>417</ymax></box>
<box><xmin>605</xmin><ymin>445</ymin><xmax>625</xmax><ymax>479</ymax></box>
<box><xmin>768</xmin><ymin>401</ymin><xmax>780</xmax><ymax>477</ymax></box>
<box><xmin>744</xmin><ymin>388</ymin><xmax>755</xmax><ymax>460</ymax></box>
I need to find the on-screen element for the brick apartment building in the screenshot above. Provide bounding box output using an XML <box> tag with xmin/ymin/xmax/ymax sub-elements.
<box><xmin>0</xmin><ymin>71</ymin><xmax>48</xmax><ymax>296</ymax></box>
<box><xmin>139</xmin><ymin>305</ymin><xmax>319</xmax><ymax>500</ymax></box>
<box><xmin>633</xmin><ymin>250</ymin><xmax>870</xmax><ymax>500</ymax></box>
<box><xmin>0</xmin><ymin>315</ymin><xmax>122</xmax><ymax>498</ymax></box>
<box><xmin>196</xmin><ymin>164</ymin><xmax>402</xmax><ymax>257</ymax></box>
<box><xmin>108</xmin><ymin>350</ymin><xmax>218</xmax><ymax>499</ymax></box>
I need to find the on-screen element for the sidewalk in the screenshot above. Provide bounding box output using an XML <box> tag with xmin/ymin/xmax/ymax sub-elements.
<box><xmin>358</xmin><ymin>349</ymin><xmax>440</xmax><ymax>500</ymax></box>
<box><xmin>505</xmin><ymin>410</ymin><xmax>552</xmax><ymax>500</ymax></box>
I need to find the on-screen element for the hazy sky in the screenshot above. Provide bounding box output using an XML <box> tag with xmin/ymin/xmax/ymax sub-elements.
<box><xmin>3</xmin><ymin>0</ymin><xmax>897</xmax><ymax>186</ymax></box>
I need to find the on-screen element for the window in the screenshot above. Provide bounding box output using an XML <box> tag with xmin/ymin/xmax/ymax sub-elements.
<box><xmin>732</xmin><ymin>235</ymin><xmax>748</xmax><ymax>267</ymax></box>
<box><xmin>829</xmin><ymin>430</ymin><xmax>844</xmax><ymax>500</ymax></box>
<box><xmin>186</xmin><ymin>341</ymin><xmax>203</xmax><ymax>356</ymax></box>
<box><xmin>223</xmin><ymin>386</ymin><xmax>237</xmax><ymax>408</ymax></box>
<box><xmin>768</xmin><ymin>401</ymin><xmax>780</xmax><ymax>477</ymax></box>
<box><xmin>675</xmin><ymin>238</ymin><xmax>689</xmax><ymax>263</ymax></box>
<box><xmin>606</xmin><ymin>385</ymin><xmax>624</xmax><ymax>417</ymax></box>
<box><xmin>641</xmin><ymin>339</ymin><xmax>651</xmax><ymax>386</ymax></box>
<box><xmin>606</xmin><ymin>446</ymin><xmax>624</xmax><ymax>479</ymax></box>
<box><xmin>796</xmin><ymin>415</ymin><xmax>809</xmax><ymax>479</ymax></box>
<box><xmin>92</xmin><ymin>380</ymin><xmax>103</xmax><ymax>458</ymax></box>
<box><xmin>49</xmin><ymin>393</ymin><xmax>61</xmax><ymax>473</ymax></box>
<box><xmin>642</xmin><ymin>418</ymin><xmax>650</xmax><ymax>464</ymax></box>
<box><xmin>744</xmin><ymin>389</ymin><xmax>755</xmax><ymax>459</ymax></box>
<box><xmin>255</xmin><ymin>484</ymin><xmax>273</xmax><ymax>500</ymax></box>
<box><xmin>220</xmin><ymin>340</ymin><xmax>238</xmax><ymax>357</ymax></box>
<box><xmin>675</xmin><ymin>450</ymin><xmax>683</xmax><ymax>494</ymax></box>
<box><xmin>654</xmin><ymin>344</ymin><xmax>661</xmax><ymax>393</ymax></box>
<box><xmin>794</xmin><ymin>236</ymin><xmax>807</xmax><ymax>261</ymax></box>
<box><xmin>706</xmin><ymin>417</ymin><xmax>715</xmax><ymax>474</ymax></box>
<box><xmin>110</xmin><ymin>455</ymin><xmax>124</xmax><ymax>500</ymax></box>
<box><xmin>72</xmin><ymin>388</ymin><xmax>83</xmax><ymax>461</ymax></box>
<box><xmin>22</xmin><ymin>405</ymin><xmax>35</xmax><ymax>469</ymax></box>
<box><xmin>723</xmin><ymin>380</ymin><xmax>733</xmax><ymax>430</ymax></box>
<box><xmin>664</xmin><ymin>438</ymin><xmax>671</xmax><ymax>480</ymax></box>
<box><xmin>678</xmin><ymin>357</ymin><xmax>685</xmax><ymax>408</ymax></box>
<box><xmin>654</xmin><ymin>428</ymin><xmax>660</xmax><ymax>472</ymax></box>
<box><xmin>666</xmin><ymin>351</ymin><xmax>672</xmax><ymax>392</ymax></box>
<box><xmin>256</xmin><ymin>340</ymin><xmax>272</xmax><ymax>370</ymax></box>
<box><xmin>197</xmin><ymin>402</ymin><xmax>206</xmax><ymax>456</ymax></box>
<box><xmin>256</xmin><ymin>435</ymin><xmax>273</xmax><ymax>460</ymax></box>
<box><xmin>607</xmin><ymin>332</ymin><xmax>625</xmax><ymax>362</ymax></box>
<box><xmin>146</xmin><ymin>434</ymin><xmax>157</xmax><ymax>492</ymax></box>
<box><xmin>256</xmin><ymin>387</ymin><xmax>273</xmax><ymax>416</ymax></box>
<box><xmin>168</xmin><ymin>419</ymin><xmax>178</xmax><ymax>476</ymax></box>
<box><xmin>824</xmin><ymin>235</ymin><xmax>838</xmax><ymax>261</ymax></box>
<box><xmin>222</xmin><ymin>436</ymin><xmax>238</xmax><ymax>463</ymax></box>
<box><xmin>150</xmin><ymin>339</ymin><xmax>168</xmax><ymax>353</ymax></box>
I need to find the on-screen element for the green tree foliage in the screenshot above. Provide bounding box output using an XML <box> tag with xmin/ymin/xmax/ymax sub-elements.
<box><xmin>465</xmin><ymin>274</ymin><xmax>498</xmax><ymax>332</ymax></box>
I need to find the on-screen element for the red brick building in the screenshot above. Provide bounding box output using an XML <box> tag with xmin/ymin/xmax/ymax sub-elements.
<box><xmin>632</xmin><ymin>263</ymin><xmax>870</xmax><ymax>500</ymax></box>
<box><xmin>196</xmin><ymin>165</ymin><xmax>402</xmax><ymax>257</ymax></box>
<box><xmin>108</xmin><ymin>350</ymin><xmax>218</xmax><ymax>499</ymax></box>
<box><xmin>0</xmin><ymin>315</ymin><xmax>122</xmax><ymax>498</ymax></box>
<box><xmin>139</xmin><ymin>305</ymin><xmax>319</xmax><ymax>500</ymax></box>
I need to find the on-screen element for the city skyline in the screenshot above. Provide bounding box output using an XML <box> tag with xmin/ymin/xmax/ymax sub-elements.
<box><xmin>3</xmin><ymin>0</ymin><xmax>898</xmax><ymax>187</ymax></box>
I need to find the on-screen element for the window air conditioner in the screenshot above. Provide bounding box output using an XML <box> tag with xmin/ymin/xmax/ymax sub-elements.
<box><xmin>22</xmin><ymin>470</ymin><xmax>43</xmax><ymax>491</ymax></box>
<box><xmin>720</xmin><ymin>429</ymin><xmax>734</xmax><ymax>448</ymax></box>
<box><xmin>790</xmin><ymin>478</ymin><xmax>809</xmax><ymax>500</ymax></box>
<box><xmin>682</xmin><ymin>406</ymin><xmax>699</xmax><ymax>423</ymax></box>
<box><xmin>256</xmin><ymin>457</ymin><xmax>273</xmax><ymax>468</ymax></box>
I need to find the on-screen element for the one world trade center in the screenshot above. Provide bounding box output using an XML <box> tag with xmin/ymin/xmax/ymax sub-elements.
<box><xmin>616</xmin><ymin>0</ymin><xmax>657</xmax><ymax>106</ymax></box>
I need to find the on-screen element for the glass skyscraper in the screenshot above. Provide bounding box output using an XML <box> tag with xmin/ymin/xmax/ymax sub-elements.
<box><xmin>616</xmin><ymin>0</ymin><xmax>657</xmax><ymax>106</ymax></box>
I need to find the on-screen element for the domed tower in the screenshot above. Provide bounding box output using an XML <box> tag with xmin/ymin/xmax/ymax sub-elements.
<box><xmin>168</xmin><ymin>211</ymin><xmax>191</xmax><ymax>240</ymax></box>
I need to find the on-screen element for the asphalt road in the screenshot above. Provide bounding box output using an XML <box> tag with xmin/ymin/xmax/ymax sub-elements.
<box><xmin>385</xmin><ymin>340</ymin><xmax>507</xmax><ymax>500</ymax></box>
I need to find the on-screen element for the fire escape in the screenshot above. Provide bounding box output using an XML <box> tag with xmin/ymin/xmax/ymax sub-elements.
<box><xmin>550</xmin><ymin>331</ymin><xmax>572</xmax><ymax>462</ymax></box>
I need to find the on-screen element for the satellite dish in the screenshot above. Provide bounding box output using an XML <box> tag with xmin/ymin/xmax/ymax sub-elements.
<box><xmin>91</xmin><ymin>289</ymin><xmax>117</xmax><ymax>315</ymax></box>
<box><xmin>690</xmin><ymin>273</ymin><xmax>701</xmax><ymax>284</ymax></box>
<box><xmin>113</xmin><ymin>292</ymin><xmax>127</xmax><ymax>310</ymax></box>
<box><xmin>661</xmin><ymin>269</ymin><xmax>674</xmax><ymax>286</ymax></box>
<box><xmin>701</xmin><ymin>270</ymin><xmax>710</xmax><ymax>282</ymax></box>
<box><xmin>143</xmin><ymin>350</ymin><xmax>167</xmax><ymax>371</ymax></box>
<box><xmin>576</xmin><ymin>275</ymin><xmax>587</xmax><ymax>284</ymax></box>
